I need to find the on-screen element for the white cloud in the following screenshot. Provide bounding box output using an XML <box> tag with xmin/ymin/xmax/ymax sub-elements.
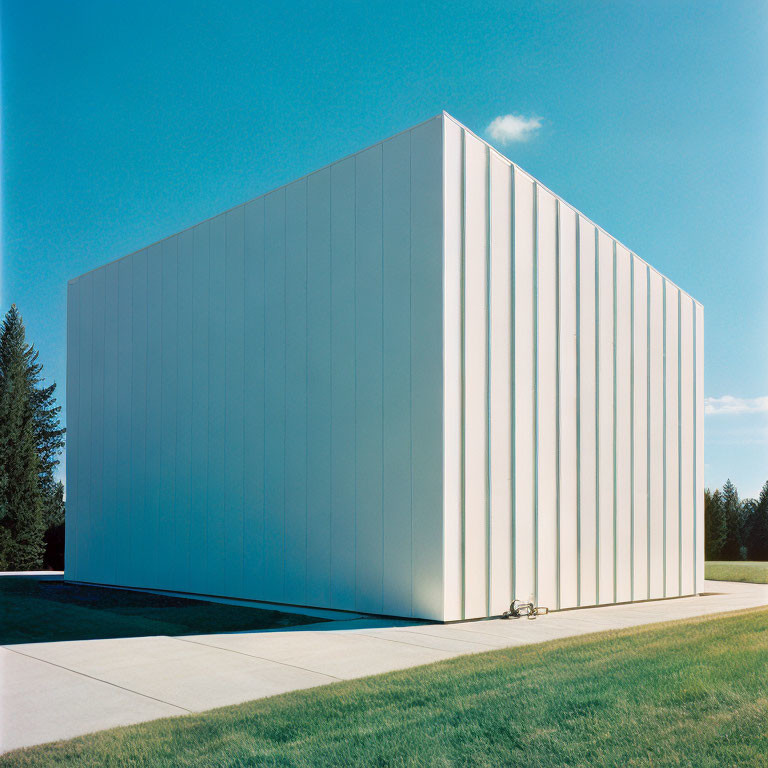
<box><xmin>704</xmin><ymin>395</ymin><xmax>768</xmax><ymax>415</ymax></box>
<box><xmin>486</xmin><ymin>114</ymin><xmax>542</xmax><ymax>144</ymax></box>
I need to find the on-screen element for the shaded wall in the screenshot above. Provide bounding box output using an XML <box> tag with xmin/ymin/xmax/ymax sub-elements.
<box><xmin>66</xmin><ymin>116</ymin><xmax>445</xmax><ymax>620</ymax></box>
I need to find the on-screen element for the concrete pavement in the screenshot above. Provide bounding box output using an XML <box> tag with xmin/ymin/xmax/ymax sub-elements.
<box><xmin>3</xmin><ymin>579</ymin><xmax>768</xmax><ymax>754</ymax></box>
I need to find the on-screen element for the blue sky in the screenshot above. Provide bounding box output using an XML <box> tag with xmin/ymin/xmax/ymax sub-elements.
<box><xmin>2</xmin><ymin>0</ymin><xmax>766</xmax><ymax>497</ymax></box>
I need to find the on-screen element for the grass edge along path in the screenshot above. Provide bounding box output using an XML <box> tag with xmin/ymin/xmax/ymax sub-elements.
<box><xmin>705</xmin><ymin>560</ymin><xmax>768</xmax><ymax>584</ymax></box>
<box><xmin>3</xmin><ymin>607</ymin><xmax>768</xmax><ymax>767</ymax></box>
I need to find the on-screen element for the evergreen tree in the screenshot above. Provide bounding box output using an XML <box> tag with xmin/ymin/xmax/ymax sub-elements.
<box><xmin>704</xmin><ymin>487</ymin><xmax>726</xmax><ymax>560</ymax></box>
<box><xmin>740</xmin><ymin>497</ymin><xmax>757</xmax><ymax>558</ymax></box>
<box><xmin>30</xmin><ymin>354</ymin><xmax>65</xmax><ymax>525</ymax></box>
<box><xmin>747</xmin><ymin>481</ymin><xmax>768</xmax><ymax>561</ymax></box>
<box><xmin>720</xmin><ymin>479</ymin><xmax>742</xmax><ymax>560</ymax></box>
<box><xmin>0</xmin><ymin>306</ymin><xmax>45</xmax><ymax>569</ymax></box>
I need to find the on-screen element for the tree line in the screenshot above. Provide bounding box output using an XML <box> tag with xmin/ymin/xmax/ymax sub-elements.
<box><xmin>705</xmin><ymin>478</ymin><xmax>768</xmax><ymax>561</ymax></box>
<box><xmin>0</xmin><ymin>305</ymin><xmax>65</xmax><ymax>570</ymax></box>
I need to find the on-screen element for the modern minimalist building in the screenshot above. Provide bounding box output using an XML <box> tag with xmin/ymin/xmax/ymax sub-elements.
<box><xmin>65</xmin><ymin>112</ymin><xmax>704</xmax><ymax>621</ymax></box>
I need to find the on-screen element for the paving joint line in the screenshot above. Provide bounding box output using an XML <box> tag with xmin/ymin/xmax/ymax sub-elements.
<box><xmin>371</xmin><ymin>628</ymin><xmax>504</xmax><ymax>649</ymax></box>
<box><xmin>350</xmin><ymin>630</ymin><xmax>495</xmax><ymax>652</ymax></box>
<box><xmin>430</xmin><ymin>624</ymin><xmax>564</xmax><ymax>643</ymax></box>
<box><xmin>171</xmin><ymin>636</ymin><xmax>344</xmax><ymax>681</ymax></box>
<box><xmin>354</xmin><ymin>624</ymin><xmax>528</xmax><ymax>644</ymax></box>
<box><xmin>1</xmin><ymin>645</ymin><xmax>192</xmax><ymax>714</ymax></box>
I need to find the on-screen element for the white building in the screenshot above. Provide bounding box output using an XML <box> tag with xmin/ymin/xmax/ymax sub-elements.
<box><xmin>65</xmin><ymin>113</ymin><xmax>704</xmax><ymax>621</ymax></box>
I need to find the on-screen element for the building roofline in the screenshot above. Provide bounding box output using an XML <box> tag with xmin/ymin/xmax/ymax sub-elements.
<box><xmin>440</xmin><ymin>111</ymin><xmax>702</xmax><ymax>308</ymax></box>
<box><xmin>70</xmin><ymin>110</ymin><xmax>703</xmax><ymax>310</ymax></box>
<box><xmin>69</xmin><ymin>113</ymin><xmax>445</xmax><ymax>285</ymax></box>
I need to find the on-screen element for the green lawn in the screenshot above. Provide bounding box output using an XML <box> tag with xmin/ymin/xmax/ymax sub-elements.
<box><xmin>705</xmin><ymin>561</ymin><xmax>768</xmax><ymax>584</ymax></box>
<box><xmin>0</xmin><ymin>575</ymin><xmax>324</xmax><ymax>645</ymax></box>
<box><xmin>4</xmin><ymin>608</ymin><xmax>768</xmax><ymax>767</ymax></box>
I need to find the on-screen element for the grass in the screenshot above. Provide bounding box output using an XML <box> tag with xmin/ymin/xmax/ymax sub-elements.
<box><xmin>3</xmin><ymin>607</ymin><xmax>768</xmax><ymax>767</ymax></box>
<box><xmin>705</xmin><ymin>561</ymin><xmax>768</xmax><ymax>584</ymax></box>
<box><xmin>0</xmin><ymin>575</ymin><xmax>324</xmax><ymax>645</ymax></box>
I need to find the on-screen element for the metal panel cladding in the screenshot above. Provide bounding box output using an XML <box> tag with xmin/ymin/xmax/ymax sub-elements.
<box><xmin>66</xmin><ymin>116</ymin><xmax>446</xmax><ymax>621</ymax></box>
<box><xmin>440</xmin><ymin>113</ymin><xmax>703</xmax><ymax>620</ymax></box>
<box><xmin>67</xmin><ymin>113</ymin><xmax>703</xmax><ymax>621</ymax></box>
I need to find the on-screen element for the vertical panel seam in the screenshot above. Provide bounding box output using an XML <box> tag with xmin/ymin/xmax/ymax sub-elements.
<box><xmin>532</xmin><ymin>182</ymin><xmax>539</xmax><ymax>606</ymax></box>
<box><xmin>262</xmin><ymin>206</ymin><xmax>267</xmax><ymax>590</ymax></box>
<box><xmin>224</xmin><ymin>219</ymin><xmax>229</xmax><ymax>592</ymax></box>
<box><xmin>243</xmin><ymin>212</ymin><xmax>248</xmax><ymax>595</ymax></box>
<box><xmin>74</xmin><ymin>281</ymin><xmax>79</xmax><ymax>578</ymax></box>
<box><xmin>95</xmin><ymin>275</ymin><xmax>101</xmax><ymax>581</ymax></box>
<box><xmin>662</xmin><ymin>279</ymin><xmax>667</xmax><ymax>598</ymax></box>
<box><xmin>104</xmin><ymin>273</ymin><xmax>110</xmax><ymax>580</ymax></box>
<box><xmin>630</xmin><ymin>254</ymin><xmax>635</xmax><ymax>602</ymax></box>
<box><xmin>305</xmin><ymin>180</ymin><xmax>311</xmax><ymax>603</ymax></box>
<box><xmin>646</xmin><ymin>266</ymin><xmax>651</xmax><ymax>600</ymax></box>
<box><xmin>510</xmin><ymin>166</ymin><xmax>516</xmax><ymax>604</ymax></box>
<box><xmin>75</xmin><ymin>282</ymin><xmax>80</xmax><ymax>578</ymax></box>
<box><xmin>173</xmin><ymin>240</ymin><xmax>180</xmax><ymax>590</ymax></box>
<box><xmin>328</xmin><ymin>175</ymin><xmax>334</xmax><ymax>603</ymax></box>
<box><xmin>283</xmin><ymin>192</ymin><xmax>288</xmax><ymax>599</ymax></box>
<box><xmin>89</xmin><ymin>276</ymin><xmax>96</xmax><ymax>581</ymax></box>
<box><xmin>380</xmin><ymin>143</ymin><xmax>385</xmax><ymax>612</ymax></box>
<box><xmin>678</xmin><ymin>291</ymin><xmax>683</xmax><ymax>595</ymax></box>
<box><xmin>485</xmin><ymin>145</ymin><xmax>492</xmax><ymax>617</ymax></box>
<box><xmin>146</xmin><ymin>251</ymin><xmax>151</xmax><ymax>586</ymax></box>
<box><xmin>409</xmin><ymin>131</ymin><xmax>415</xmax><ymax>618</ymax></box>
<box><xmin>594</xmin><ymin>229</ymin><xmax>600</xmax><ymax>604</ymax></box>
<box><xmin>353</xmin><ymin>160</ymin><xmax>358</xmax><ymax>611</ymax></box>
<box><xmin>555</xmin><ymin>200</ymin><xmax>561</xmax><ymax>611</ymax></box>
<box><xmin>612</xmin><ymin>241</ymin><xmax>617</xmax><ymax>604</ymax></box>
<box><xmin>459</xmin><ymin>129</ymin><xmax>466</xmax><ymax>620</ymax></box>
<box><xmin>353</xmin><ymin>159</ymin><xmax>358</xmax><ymax>610</ymax></box>
<box><xmin>575</xmin><ymin>216</ymin><xmax>581</xmax><ymax>607</ymax></box>
<box><xmin>114</xmin><ymin>269</ymin><xmax>121</xmax><ymax>584</ymax></box>
<box><xmin>692</xmin><ymin>302</ymin><xmax>698</xmax><ymax>592</ymax></box>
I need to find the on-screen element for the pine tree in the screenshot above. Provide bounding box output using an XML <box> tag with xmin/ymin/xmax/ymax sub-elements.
<box><xmin>704</xmin><ymin>487</ymin><xmax>726</xmax><ymax>560</ymax></box>
<box><xmin>29</xmin><ymin>352</ymin><xmax>65</xmax><ymax>517</ymax></box>
<box><xmin>720</xmin><ymin>479</ymin><xmax>742</xmax><ymax>561</ymax></box>
<box><xmin>748</xmin><ymin>481</ymin><xmax>768</xmax><ymax>561</ymax></box>
<box><xmin>27</xmin><ymin>346</ymin><xmax>65</xmax><ymax>549</ymax></box>
<box><xmin>0</xmin><ymin>306</ymin><xmax>45</xmax><ymax>569</ymax></box>
<box><xmin>740</xmin><ymin>497</ymin><xmax>757</xmax><ymax>558</ymax></box>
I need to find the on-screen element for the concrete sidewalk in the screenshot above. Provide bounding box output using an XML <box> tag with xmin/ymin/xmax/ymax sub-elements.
<box><xmin>3</xmin><ymin>580</ymin><xmax>767</xmax><ymax>753</ymax></box>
